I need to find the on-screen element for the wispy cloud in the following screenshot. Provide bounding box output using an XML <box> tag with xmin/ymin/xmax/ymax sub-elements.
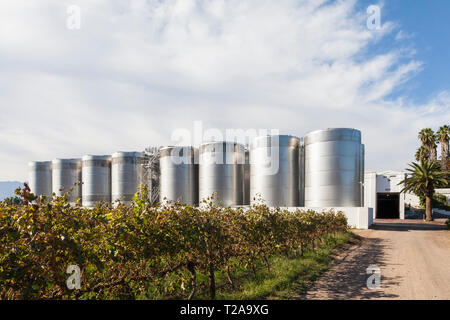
<box><xmin>0</xmin><ymin>0</ymin><xmax>448</xmax><ymax>180</ymax></box>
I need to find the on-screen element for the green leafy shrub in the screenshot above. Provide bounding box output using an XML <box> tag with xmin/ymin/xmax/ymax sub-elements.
<box><xmin>0</xmin><ymin>184</ymin><xmax>348</xmax><ymax>300</ymax></box>
<box><xmin>418</xmin><ymin>193</ymin><xmax>450</xmax><ymax>211</ymax></box>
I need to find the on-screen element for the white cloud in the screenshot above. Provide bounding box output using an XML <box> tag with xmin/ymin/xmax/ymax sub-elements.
<box><xmin>0</xmin><ymin>0</ymin><xmax>448</xmax><ymax>181</ymax></box>
<box><xmin>395</xmin><ymin>30</ymin><xmax>414</xmax><ymax>41</ymax></box>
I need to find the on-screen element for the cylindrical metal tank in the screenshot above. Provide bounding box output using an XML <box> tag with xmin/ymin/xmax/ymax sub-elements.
<box><xmin>52</xmin><ymin>158</ymin><xmax>82</xmax><ymax>203</ymax></box>
<box><xmin>28</xmin><ymin>161</ymin><xmax>52</xmax><ymax>198</ymax></box>
<box><xmin>199</xmin><ymin>142</ymin><xmax>245</xmax><ymax>206</ymax></box>
<box><xmin>159</xmin><ymin>146</ymin><xmax>198</xmax><ymax>205</ymax></box>
<box><xmin>111</xmin><ymin>152</ymin><xmax>145</xmax><ymax>204</ymax></box>
<box><xmin>81</xmin><ymin>155</ymin><xmax>111</xmax><ymax>207</ymax></box>
<box><xmin>360</xmin><ymin>144</ymin><xmax>365</xmax><ymax>206</ymax></box>
<box><xmin>250</xmin><ymin>135</ymin><xmax>300</xmax><ymax>207</ymax></box>
<box><xmin>243</xmin><ymin>149</ymin><xmax>250</xmax><ymax>205</ymax></box>
<box><xmin>304</xmin><ymin>128</ymin><xmax>362</xmax><ymax>207</ymax></box>
<box><xmin>299</xmin><ymin>142</ymin><xmax>305</xmax><ymax>206</ymax></box>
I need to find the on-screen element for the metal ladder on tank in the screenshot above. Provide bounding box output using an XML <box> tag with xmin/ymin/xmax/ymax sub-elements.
<box><xmin>143</xmin><ymin>146</ymin><xmax>161</xmax><ymax>205</ymax></box>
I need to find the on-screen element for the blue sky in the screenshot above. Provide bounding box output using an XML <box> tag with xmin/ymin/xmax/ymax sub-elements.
<box><xmin>357</xmin><ymin>0</ymin><xmax>450</xmax><ymax>103</ymax></box>
<box><xmin>0</xmin><ymin>0</ymin><xmax>448</xmax><ymax>181</ymax></box>
<box><xmin>392</xmin><ymin>0</ymin><xmax>450</xmax><ymax>103</ymax></box>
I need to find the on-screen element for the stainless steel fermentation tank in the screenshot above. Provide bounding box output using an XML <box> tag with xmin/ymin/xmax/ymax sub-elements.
<box><xmin>250</xmin><ymin>135</ymin><xmax>301</xmax><ymax>207</ymax></box>
<box><xmin>199</xmin><ymin>142</ymin><xmax>245</xmax><ymax>206</ymax></box>
<box><xmin>28</xmin><ymin>161</ymin><xmax>52</xmax><ymax>198</ymax></box>
<box><xmin>304</xmin><ymin>128</ymin><xmax>363</xmax><ymax>207</ymax></box>
<box><xmin>81</xmin><ymin>155</ymin><xmax>111</xmax><ymax>207</ymax></box>
<box><xmin>111</xmin><ymin>152</ymin><xmax>145</xmax><ymax>204</ymax></box>
<box><xmin>52</xmin><ymin>158</ymin><xmax>82</xmax><ymax>203</ymax></box>
<box><xmin>299</xmin><ymin>142</ymin><xmax>305</xmax><ymax>206</ymax></box>
<box><xmin>159</xmin><ymin>146</ymin><xmax>198</xmax><ymax>205</ymax></box>
<box><xmin>243</xmin><ymin>149</ymin><xmax>250</xmax><ymax>205</ymax></box>
<box><xmin>360</xmin><ymin>144</ymin><xmax>365</xmax><ymax>207</ymax></box>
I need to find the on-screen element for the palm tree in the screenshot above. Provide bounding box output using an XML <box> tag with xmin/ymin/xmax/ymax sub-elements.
<box><xmin>436</xmin><ymin>125</ymin><xmax>449</xmax><ymax>171</ymax></box>
<box><xmin>418</xmin><ymin>128</ymin><xmax>438</xmax><ymax>161</ymax></box>
<box><xmin>400</xmin><ymin>161</ymin><xmax>447</xmax><ymax>221</ymax></box>
<box><xmin>415</xmin><ymin>146</ymin><xmax>430</xmax><ymax>164</ymax></box>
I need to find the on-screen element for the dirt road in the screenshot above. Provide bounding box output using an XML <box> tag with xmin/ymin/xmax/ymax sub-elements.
<box><xmin>301</xmin><ymin>219</ymin><xmax>450</xmax><ymax>300</ymax></box>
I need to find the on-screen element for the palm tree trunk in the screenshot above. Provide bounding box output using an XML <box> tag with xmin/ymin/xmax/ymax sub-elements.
<box><xmin>430</xmin><ymin>146</ymin><xmax>437</xmax><ymax>162</ymax></box>
<box><xmin>425</xmin><ymin>195</ymin><xmax>433</xmax><ymax>222</ymax></box>
<box><xmin>442</xmin><ymin>141</ymin><xmax>449</xmax><ymax>171</ymax></box>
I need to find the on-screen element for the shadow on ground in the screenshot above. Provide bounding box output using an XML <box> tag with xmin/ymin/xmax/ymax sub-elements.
<box><xmin>299</xmin><ymin>219</ymin><xmax>449</xmax><ymax>300</ymax></box>
<box><xmin>299</xmin><ymin>235</ymin><xmax>400</xmax><ymax>299</ymax></box>
<box><xmin>372</xmin><ymin>220</ymin><xmax>447</xmax><ymax>231</ymax></box>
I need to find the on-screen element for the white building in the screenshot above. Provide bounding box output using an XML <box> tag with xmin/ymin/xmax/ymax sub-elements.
<box><xmin>364</xmin><ymin>170</ymin><xmax>420</xmax><ymax>219</ymax></box>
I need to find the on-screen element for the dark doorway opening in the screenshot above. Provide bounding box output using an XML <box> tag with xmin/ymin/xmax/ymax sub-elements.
<box><xmin>377</xmin><ymin>193</ymin><xmax>400</xmax><ymax>219</ymax></box>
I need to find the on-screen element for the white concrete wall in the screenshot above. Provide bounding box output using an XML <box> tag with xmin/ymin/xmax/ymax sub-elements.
<box><xmin>364</xmin><ymin>171</ymin><xmax>377</xmax><ymax>214</ymax></box>
<box><xmin>404</xmin><ymin>191</ymin><xmax>420</xmax><ymax>208</ymax></box>
<box><xmin>285</xmin><ymin>207</ymin><xmax>373</xmax><ymax>229</ymax></box>
<box><xmin>237</xmin><ymin>206</ymin><xmax>374</xmax><ymax>229</ymax></box>
<box><xmin>399</xmin><ymin>193</ymin><xmax>405</xmax><ymax>219</ymax></box>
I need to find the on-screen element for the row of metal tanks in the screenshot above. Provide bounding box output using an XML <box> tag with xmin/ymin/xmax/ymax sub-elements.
<box><xmin>29</xmin><ymin>152</ymin><xmax>144</xmax><ymax>207</ymax></box>
<box><xmin>28</xmin><ymin>128</ymin><xmax>365</xmax><ymax>208</ymax></box>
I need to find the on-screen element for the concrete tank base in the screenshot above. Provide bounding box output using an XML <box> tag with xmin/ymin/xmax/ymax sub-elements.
<box><xmin>236</xmin><ymin>206</ymin><xmax>374</xmax><ymax>229</ymax></box>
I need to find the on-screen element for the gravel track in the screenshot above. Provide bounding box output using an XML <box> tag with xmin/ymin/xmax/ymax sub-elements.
<box><xmin>300</xmin><ymin>219</ymin><xmax>450</xmax><ymax>300</ymax></box>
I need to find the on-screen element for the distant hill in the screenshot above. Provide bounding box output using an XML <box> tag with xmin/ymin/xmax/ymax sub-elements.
<box><xmin>0</xmin><ymin>181</ymin><xmax>23</xmax><ymax>200</ymax></box>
